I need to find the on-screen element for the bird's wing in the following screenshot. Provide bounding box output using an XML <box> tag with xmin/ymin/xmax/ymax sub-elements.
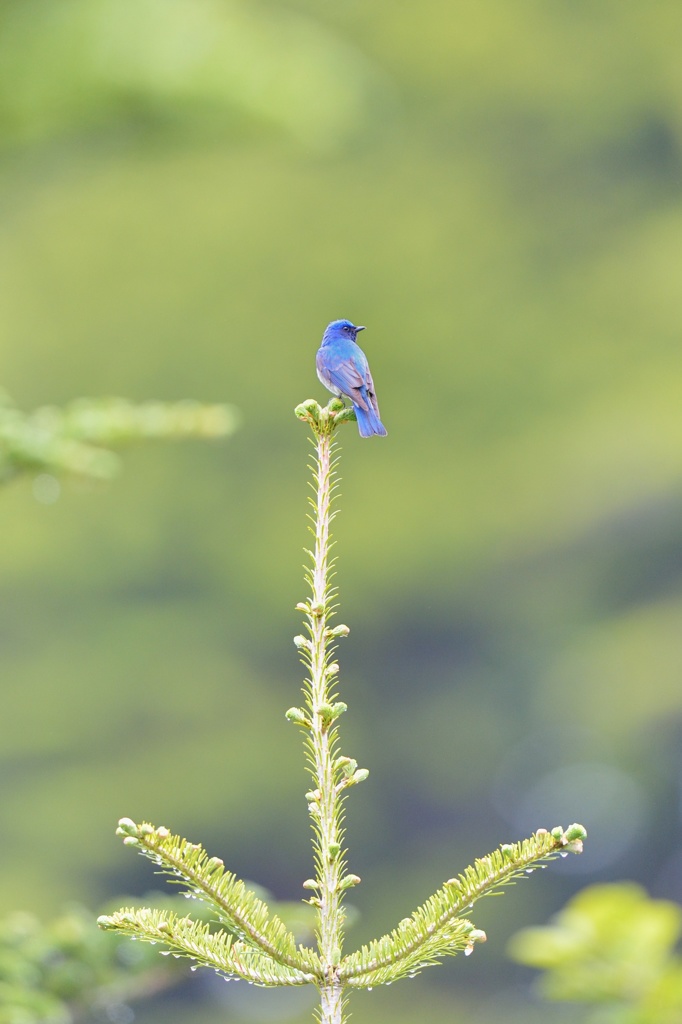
<box><xmin>364</xmin><ymin>365</ymin><xmax>381</xmax><ymax>416</ymax></box>
<box><xmin>323</xmin><ymin>359</ymin><xmax>371</xmax><ymax>409</ymax></box>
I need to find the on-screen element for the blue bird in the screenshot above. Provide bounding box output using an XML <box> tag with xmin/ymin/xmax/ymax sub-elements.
<box><xmin>316</xmin><ymin>319</ymin><xmax>387</xmax><ymax>438</ymax></box>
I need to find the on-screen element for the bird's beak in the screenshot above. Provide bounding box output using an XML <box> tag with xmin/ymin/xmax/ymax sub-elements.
<box><xmin>355</xmin><ymin>325</ymin><xmax>366</xmax><ymax>332</ymax></box>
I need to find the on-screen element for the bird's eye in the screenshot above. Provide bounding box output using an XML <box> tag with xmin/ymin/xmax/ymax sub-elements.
<box><xmin>343</xmin><ymin>325</ymin><xmax>351</xmax><ymax>333</ymax></box>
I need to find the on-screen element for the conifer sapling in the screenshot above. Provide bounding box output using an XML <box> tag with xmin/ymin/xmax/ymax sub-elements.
<box><xmin>98</xmin><ymin>398</ymin><xmax>586</xmax><ymax>1024</ymax></box>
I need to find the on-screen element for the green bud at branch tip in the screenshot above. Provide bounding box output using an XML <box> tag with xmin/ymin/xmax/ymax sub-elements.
<box><xmin>122</xmin><ymin>836</ymin><xmax>140</xmax><ymax>846</ymax></box>
<box><xmin>116</xmin><ymin>817</ymin><xmax>138</xmax><ymax>835</ymax></box>
<box><xmin>328</xmin><ymin>624</ymin><xmax>350</xmax><ymax>638</ymax></box>
<box><xmin>285</xmin><ymin>707</ymin><xmax>310</xmax><ymax>727</ymax></box>
<box><xmin>464</xmin><ymin>928</ymin><xmax>487</xmax><ymax>955</ymax></box>
<box><xmin>302</xmin><ymin>879</ymin><xmax>319</xmax><ymax>890</ymax></box>
<box><xmin>333</xmin><ymin>407</ymin><xmax>357</xmax><ymax>425</ymax></box>
<box><xmin>564</xmin><ymin>822</ymin><xmax>587</xmax><ymax>842</ymax></box>
<box><xmin>294</xmin><ymin>400</ymin><xmax>322</xmax><ymax>423</ymax></box>
<box><xmin>339</xmin><ymin>874</ymin><xmax>361</xmax><ymax>890</ymax></box>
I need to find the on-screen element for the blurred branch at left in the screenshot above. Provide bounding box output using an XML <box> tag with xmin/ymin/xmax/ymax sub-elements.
<box><xmin>0</xmin><ymin>390</ymin><xmax>239</xmax><ymax>488</ymax></box>
<box><xmin>0</xmin><ymin>903</ymin><xmax>182</xmax><ymax>1024</ymax></box>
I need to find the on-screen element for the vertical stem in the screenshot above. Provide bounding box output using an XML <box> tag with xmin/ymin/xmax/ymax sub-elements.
<box><xmin>310</xmin><ymin>429</ymin><xmax>344</xmax><ymax>1022</ymax></box>
<box><xmin>319</xmin><ymin>980</ymin><xmax>344</xmax><ymax>1024</ymax></box>
<box><xmin>297</xmin><ymin>406</ymin><xmax>349</xmax><ymax>1024</ymax></box>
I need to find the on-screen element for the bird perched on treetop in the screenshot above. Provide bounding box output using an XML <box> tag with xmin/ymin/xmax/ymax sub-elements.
<box><xmin>316</xmin><ymin>319</ymin><xmax>387</xmax><ymax>438</ymax></box>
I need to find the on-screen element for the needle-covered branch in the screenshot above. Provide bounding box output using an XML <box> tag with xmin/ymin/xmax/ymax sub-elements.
<box><xmin>101</xmin><ymin>819</ymin><xmax>319</xmax><ymax>978</ymax></box>
<box><xmin>0</xmin><ymin>391</ymin><xmax>238</xmax><ymax>484</ymax></box>
<box><xmin>97</xmin><ymin>906</ymin><xmax>316</xmax><ymax>987</ymax></box>
<box><xmin>340</xmin><ymin>824</ymin><xmax>586</xmax><ymax>987</ymax></box>
<box><xmin>290</xmin><ymin>398</ymin><xmax>365</xmax><ymax>1017</ymax></box>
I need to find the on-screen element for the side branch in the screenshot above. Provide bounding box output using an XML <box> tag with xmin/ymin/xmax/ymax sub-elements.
<box><xmin>112</xmin><ymin>819</ymin><xmax>318</xmax><ymax>975</ymax></box>
<box><xmin>98</xmin><ymin>906</ymin><xmax>316</xmax><ymax>987</ymax></box>
<box><xmin>340</xmin><ymin>824</ymin><xmax>586</xmax><ymax>986</ymax></box>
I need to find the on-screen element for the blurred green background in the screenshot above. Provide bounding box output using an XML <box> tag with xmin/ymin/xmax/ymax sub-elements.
<box><xmin>2</xmin><ymin>1</ymin><xmax>682</xmax><ymax>1021</ymax></box>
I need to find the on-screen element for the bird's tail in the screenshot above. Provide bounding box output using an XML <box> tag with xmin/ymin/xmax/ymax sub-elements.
<box><xmin>354</xmin><ymin>403</ymin><xmax>388</xmax><ymax>438</ymax></box>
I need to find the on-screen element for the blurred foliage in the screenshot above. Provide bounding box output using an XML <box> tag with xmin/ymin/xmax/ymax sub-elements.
<box><xmin>0</xmin><ymin>902</ymin><xmax>177</xmax><ymax>1024</ymax></box>
<box><xmin>509</xmin><ymin>883</ymin><xmax>682</xmax><ymax>1024</ymax></box>
<box><xmin>0</xmin><ymin>0</ymin><xmax>386</xmax><ymax>152</ymax></box>
<box><xmin>0</xmin><ymin>892</ymin><xmax>315</xmax><ymax>1024</ymax></box>
<box><xmin>0</xmin><ymin>391</ymin><xmax>238</xmax><ymax>486</ymax></box>
<box><xmin>2</xmin><ymin>1</ymin><xmax>682</xmax><ymax>1023</ymax></box>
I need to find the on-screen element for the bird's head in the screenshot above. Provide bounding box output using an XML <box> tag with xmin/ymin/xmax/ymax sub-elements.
<box><xmin>322</xmin><ymin>319</ymin><xmax>366</xmax><ymax>343</ymax></box>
